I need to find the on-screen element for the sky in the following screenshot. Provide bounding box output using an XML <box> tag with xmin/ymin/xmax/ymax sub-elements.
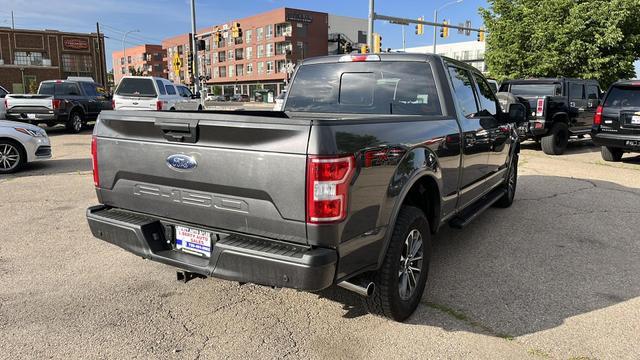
<box><xmin>2</xmin><ymin>0</ymin><xmax>639</xmax><ymax>76</ymax></box>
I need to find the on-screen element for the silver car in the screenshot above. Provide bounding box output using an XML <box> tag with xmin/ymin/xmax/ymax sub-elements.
<box><xmin>0</xmin><ymin>120</ymin><xmax>51</xmax><ymax>174</ymax></box>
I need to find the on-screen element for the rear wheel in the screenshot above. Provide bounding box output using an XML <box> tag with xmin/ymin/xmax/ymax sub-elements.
<box><xmin>0</xmin><ymin>140</ymin><xmax>26</xmax><ymax>174</ymax></box>
<box><xmin>66</xmin><ymin>111</ymin><xmax>83</xmax><ymax>134</ymax></box>
<box><xmin>541</xmin><ymin>122</ymin><xmax>569</xmax><ymax>155</ymax></box>
<box><xmin>601</xmin><ymin>146</ymin><xmax>623</xmax><ymax>162</ymax></box>
<box><xmin>364</xmin><ymin>206</ymin><xmax>431</xmax><ymax>321</ymax></box>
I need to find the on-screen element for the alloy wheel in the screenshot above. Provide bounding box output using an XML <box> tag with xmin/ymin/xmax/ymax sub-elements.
<box><xmin>398</xmin><ymin>229</ymin><xmax>424</xmax><ymax>300</ymax></box>
<box><xmin>0</xmin><ymin>143</ymin><xmax>21</xmax><ymax>171</ymax></box>
<box><xmin>73</xmin><ymin>114</ymin><xmax>82</xmax><ymax>132</ymax></box>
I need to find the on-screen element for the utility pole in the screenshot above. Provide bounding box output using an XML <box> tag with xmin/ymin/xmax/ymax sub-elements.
<box><xmin>96</xmin><ymin>22</ymin><xmax>106</xmax><ymax>87</ymax></box>
<box><xmin>122</xmin><ymin>29</ymin><xmax>139</xmax><ymax>76</ymax></box>
<box><xmin>433</xmin><ymin>0</ymin><xmax>463</xmax><ymax>54</ymax></box>
<box><xmin>367</xmin><ymin>0</ymin><xmax>375</xmax><ymax>51</ymax></box>
<box><xmin>189</xmin><ymin>0</ymin><xmax>200</xmax><ymax>94</ymax></box>
<box><xmin>11</xmin><ymin>10</ymin><xmax>15</xmax><ymax>30</ymax></box>
<box><xmin>402</xmin><ymin>25</ymin><xmax>406</xmax><ymax>51</ymax></box>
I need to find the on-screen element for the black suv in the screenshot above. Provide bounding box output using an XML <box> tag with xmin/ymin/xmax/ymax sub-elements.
<box><xmin>499</xmin><ymin>78</ymin><xmax>601</xmax><ymax>155</ymax></box>
<box><xmin>592</xmin><ymin>80</ymin><xmax>640</xmax><ymax>161</ymax></box>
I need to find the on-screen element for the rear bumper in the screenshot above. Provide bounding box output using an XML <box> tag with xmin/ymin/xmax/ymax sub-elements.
<box><xmin>86</xmin><ymin>205</ymin><xmax>337</xmax><ymax>291</ymax></box>
<box><xmin>6</xmin><ymin>111</ymin><xmax>62</xmax><ymax>122</ymax></box>
<box><xmin>592</xmin><ymin>131</ymin><xmax>640</xmax><ymax>151</ymax></box>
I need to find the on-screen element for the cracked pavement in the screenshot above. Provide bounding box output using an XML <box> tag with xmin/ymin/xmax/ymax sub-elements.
<box><xmin>1</xmin><ymin>131</ymin><xmax>639</xmax><ymax>359</ymax></box>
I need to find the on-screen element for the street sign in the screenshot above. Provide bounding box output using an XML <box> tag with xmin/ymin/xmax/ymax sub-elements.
<box><xmin>388</xmin><ymin>20</ymin><xmax>409</xmax><ymax>25</ymax></box>
<box><xmin>457</xmin><ymin>23</ymin><xmax>465</xmax><ymax>35</ymax></box>
<box><xmin>172</xmin><ymin>53</ymin><xmax>182</xmax><ymax>77</ymax></box>
<box><xmin>465</xmin><ymin>20</ymin><xmax>472</xmax><ymax>36</ymax></box>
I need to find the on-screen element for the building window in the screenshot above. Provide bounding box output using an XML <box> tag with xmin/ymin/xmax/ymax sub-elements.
<box><xmin>120</xmin><ymin>57</ymin><xmax>125</xmax><ymax>65</ymax></box>
<box><xmin>228</xmin><ymin>50</ymin><xmax>234</xmax><ymax>61</ymax></box>
<box><xmin>246</xmin><ymin>29</ymin><xmax>252</xmax><ymax>44</ymax></box>
<box><xmin>266</xmin><ymin>61</ymin><xmax>274</xmax><ymax>74</ymax></box>
<box><xmin>296</xmin><ymin>23</ymin><xmax>308</xmax><ymax>37</ymax></box>
<box><xmin>257</xmin><ymin>45</ymin><xmax>264</xmax><ymax>58</ymax></box>
<box><xmin>297</xmin><ymin>41</ymin><xmax>306</xmax><ymax>58</ymax></box>
<box><xmin>62</xmin><ymin>54</ymin><xmax>93</xmax><ymax>75</ymax></box>
<box><xmin>276</xmin><ymin>23</ymin><xmax>292</xmax><ymax>37</ymax></box>
<box><xmin>276</xmin><ymin>42</ymin><xmax>292</xmax><ymax>55</ymax></box>
<box><xmin>14</xmin><ymin>51</ymin><xmax>45</xmax><ymax>66</ymax></box>
<box><xmin>236</xmin><ymin>64</ymin><xmax>243</xmax><ymax>77</ymax></box>
<box><xmin>257</xmin><ymin>27</ymin><xmax>264</xmax><ymax>41</ymax></box>
<box><xmin>257</xmin><ymin>62</ymin><xmax>264</xmax><ymax>74</ymax></box>
<box><xmin>247</xmin><ymin>63</ymin><xmax>253</xmax><ymax>74</ymax></box>
<box><xmin>127</xmin><ymin>56</ymin><xmax>131</xmax><ymax>64</ymax></box>
<box><xmin>218</xmin><ymin>51</ymin><xmax>226</xmax><ymax>62</ymax></box>
<box><xmin>229</xmin><ymin>65</ymin><xmax>234</xmax><ymax>77</ymax></box>
<box><xmin>219</xmin><ymin>66</ymin><xmax>226</xmax><ymax>77</ymax></box>
<box><xmin>266</xmin><ymin>25</ymin><xmax>273</xmax><ymax>39</ymax></box>
<box><xmin>213</xmin><ymin>67</ymin><xmax>219</xmax><ymax>78</ymax></box>
<box><xmin>246</xmin><ymin>46</ymin><xmax>253</xmax><ymax>60</ymax></box>
<box><xmin>266</xmin><ymin>43</ymin><xmax>274</xmax><ymax>57</ymax></box>
<box><xmin>235</xmin><ymin>48</ymin><xmax>243</xmax><ymax>60</ymax></box>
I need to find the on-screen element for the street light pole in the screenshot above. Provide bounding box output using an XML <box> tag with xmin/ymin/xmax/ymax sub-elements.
<box><xmin>122</xmin><ymin>29</ymin><xmax>139</xmax><ymax>76</ymax></box>
<box><xmin>189</xmin><ymin>0</ymin><xmax>200</xmax><ymax>95</ymax></box>
<box><xmin>367</xmin><ymin>0</ymin><xmax>375</xmax><ymax>50</ymax></box>
<box><xmin>433</xmin><ymin>0</ymin><xmax>463</xmax><ymax>54</ymax></box>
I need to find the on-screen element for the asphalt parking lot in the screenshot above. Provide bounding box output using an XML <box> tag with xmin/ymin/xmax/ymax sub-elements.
<box><xmin>1</xmin><ymin>129</ymin><xmax>639</xmax><ymax>359</ymax></box>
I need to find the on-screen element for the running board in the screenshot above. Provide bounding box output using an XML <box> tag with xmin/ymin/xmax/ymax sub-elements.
<box><xmin>449</xmin><ymin>187</ymin><xmax>507</xmax><ymax>229</ymax></box>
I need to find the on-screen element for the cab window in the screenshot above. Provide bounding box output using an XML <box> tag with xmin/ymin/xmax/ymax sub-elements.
<box><xmin>473</xmin><ymin>74</ymin><xmax>498</xmax><ymax>116</ymax></box>
<box><xmin>569</xmin><ymin>83</ymin><xmax>584</xmax><ymax>100</ymax></box>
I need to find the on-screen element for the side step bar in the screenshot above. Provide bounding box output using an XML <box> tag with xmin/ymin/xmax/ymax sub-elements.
<box><xmin>449</xmin><ymin>187</ymin><xmax>507</xmax><ymax>229</ymax></box>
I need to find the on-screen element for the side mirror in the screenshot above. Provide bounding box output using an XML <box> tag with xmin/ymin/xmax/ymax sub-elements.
<box><xmin>508</xmin><ymin>103</ymin><xmax>527</xmax><ymax>125</ymax></box>
<box><xmin>191</xmin><ymin>93</ymin><xmax>200</xmax><ymax>99</ymax></box>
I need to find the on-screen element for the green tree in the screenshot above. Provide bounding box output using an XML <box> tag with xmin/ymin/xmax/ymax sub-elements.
<box><xmin>128</xmin><ymin>66</ymin><xmax>145</xmax><ymax>76</ymax></box>
<box><xmin>480</xmin><ymin>0</ymin><xmax>640</xmax><ymax>88</ymax></box>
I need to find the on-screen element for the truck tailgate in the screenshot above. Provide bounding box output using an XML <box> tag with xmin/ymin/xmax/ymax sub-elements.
<box><xmin>94</xmin><ymin>110</ymin><xmax>311</xmax><ymax>244</ymax></box>
<box><xmin>6</xmin><ymin>94</ymin><xmax>53</xmax><ymax>111</ymax></box>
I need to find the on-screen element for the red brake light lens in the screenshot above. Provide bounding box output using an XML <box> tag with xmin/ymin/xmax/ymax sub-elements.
<box><xmin>111</xmin><ymin>99</ymin><xmax>116</xmax><ymax>109</ymax></box>
<box><xmin>91</xmin><ymin>136</ymin><xmax>99</xmax><ymax>187</ymax></box>
<box><xmin>536</xmin><ymin>98</ymin><xmax>545</xmax><ymax>117</ymax></box>
<box><xmin>306</xmin><ymin>155</ymin><xmax>355</xmax><ymax>223</ymax></box>
<box><xmin>156</xmin><ymin>100</ymin><xmax>163</xmax><ymax>111</ymax></box>
<box><xmin>52</xmin><ymin>99</ymin><xmax>63</xmax><ymax>109</ymax></box>
<box><xmin>594</xmin><ymin>105</ymin><xmax>603</xmax><ymax>125</ymax></box>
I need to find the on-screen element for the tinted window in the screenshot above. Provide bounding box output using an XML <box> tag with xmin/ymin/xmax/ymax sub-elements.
<box><xmin>570</xmin><ymin>83</ymin><xmax>584</xmax><ymax>100</ymax></box>
<box><xmin>178</xmin><ymin>86</ymin><xmax>192</xmax><ymax>98</ymax></box>
<box><xmin>155</xmin><ymin>80</ymin><xmax>166</xmax><ymax>95</ymax></box>
<box><xmin>509</xmin><ymin>83</ymin><xmax>561</xmax><ymax>96</ymax></box>
<box><xmin>80</xmin><ymin>82</ymin><xmax>98</xmax><ymax>96</ymax></box>
<box><xmin>39</xmin><ymin>83</ymin><xmax>55</xmax><ymax>95</ymax></box>
<box><xmin>165</xmin><ymin>84</ymin><xmax>177</xmax><ymax>95</ymax></box>
<box><xmin>285</xmin><ymin>62</ymin><xmax>442</xmax><ymax>115</ymax></box>
<box><xmin>447</xmin><ymin>66</ymin><xmax>478</xmax><ymax>118</ymax></box>
<box><xmin>603</xmin><ymin>86</ymin><xmax>640</xmax><ymax>108</ymax></box>
<box><xmin>115</xmin><ymin>78</ymin><xmax>157</xmax><ymax>97</ymax></box>
<box><xmin>0</xmin><ymin>87</ymin><xmax>8</xmax><ymax>97</ymax></box>
<box><xmin>586</xmin><ymin>85</ymin><xmax>599</xmax><ymax>100</ymax></box>
<box><xmin>473</xmin><ymin>74</ymin><xmax>498</xmax><ymax>116</ymax></box>
<box><xmin>62</xmin><ymin>83</ymin><xmax>81</xmax><ymax>96</ymax></box>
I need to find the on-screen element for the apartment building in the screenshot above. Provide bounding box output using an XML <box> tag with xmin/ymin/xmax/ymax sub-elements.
<box><xmin>404</xmin><ymin>41</ymin><xmax>487</xmax><ymax>73</ymax></box>
<box><xmin>111</xmin><ymin>44</ymin><xmax>166</xmax><ymax>84</ymax></box>
<box><xmin>0</xmin><ymin>27</ymin><xmax>107</xmax><ymax>93</ymax></box>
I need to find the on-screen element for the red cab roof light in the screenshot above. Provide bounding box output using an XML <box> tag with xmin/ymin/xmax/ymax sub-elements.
<box><xmin>339</xmin><ymin>54</ymin><xmax>381</xmax><ymax>63</ymax></box>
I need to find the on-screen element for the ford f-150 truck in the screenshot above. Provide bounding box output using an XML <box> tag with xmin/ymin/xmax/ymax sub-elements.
<box><xmin>86</xmin><ymin>54</ymin><xmax>526</xmax><ymax>321</ymax></box>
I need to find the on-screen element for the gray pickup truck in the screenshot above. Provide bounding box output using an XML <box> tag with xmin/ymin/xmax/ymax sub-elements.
<box><xmin>87</xmin><ymin>53</ymin><xmax>526</xmax><ymax>321</ymax></box>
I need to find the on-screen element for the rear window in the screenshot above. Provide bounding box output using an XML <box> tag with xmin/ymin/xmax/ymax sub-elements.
<box><xmin>115</xmin><ymin>78</ymin><xmax>157</xmax><ymax>97</ymax></box>
<box><xmin>38</xmin><ymin>82</ymin><xmax>81</xmax><ymax>96</ymax></box>
<box><xmin>155</xmin><ymin>80</ymin><xmax>166</xmax><ymax>95</ymax></box>
<box><xmin>284</xmin><ymin>62</ymin><xmax>442</xmax><ymax>115</ymax></box>
<box><xmin>604</xmin><ymin>86</ymin><xmax>640</xmax><ymax>108</ymax></box>
<box><xmin>509</xmin><ymin>83</ymin><xmax>561</xmax><ymax>97</ymax></box>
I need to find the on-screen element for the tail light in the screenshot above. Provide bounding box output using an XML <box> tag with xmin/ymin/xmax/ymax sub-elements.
<box><xmin>306</xmin><ymin>155</ymin><xmax>355</xmax><ymax>224</ymax></box>
<box><xmin>156</xmin><ymin>100</ymin><xmax>163</xmax><ymax>111</ymax></box>
<box><xmin>91</xmin><ymin>136</ymin><xmax>99</xmax><ymax>187</ymax></box>
<box><xmin>594</xmin><ymin>105</ymin><xmax>603</xmax><ymax>125</ymax></box>
<box><xmin>3</xmin><ymin>98</ymin><xmax>7</xmax><ymax>109</ymax></box>
<box><xmin>111</xmin><ymin>99</ymin><xmax>116</xmax><ymax>109</ymax></box>
<box><xmin>536</xmin><ymin>98</ymin><xmax>545</xmax><ymax>117</ymax></box>
<box><xmin>52</xmin><ymin>99</ymin><xmax>63</xmax><ymax>109</ymax></box>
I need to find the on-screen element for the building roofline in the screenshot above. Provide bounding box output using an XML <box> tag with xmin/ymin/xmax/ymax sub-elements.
<box><xmin>0</xmin><ymin>27</ymin><xmax>102</xmax><ymax>37</ymax></box>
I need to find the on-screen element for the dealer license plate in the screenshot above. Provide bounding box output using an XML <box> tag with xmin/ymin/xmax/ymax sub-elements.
<box><xmin>625</xmin><ymin>140</ymin><xmax>640</xmax><ymax>147</ymax></box>
<box><xmin>27</xmin><ymin>114</ymin><xmax>36</xmax><ymax>119</ymax></box>
<box><xmin>631</xmin><ymin>115</ymin><xmax>640</xmax><ymax>125</ymax></box>
<box><xmin>175</xmin><ymin>226</ymin><xmax>212</xmax><ymax>258</ymax></box>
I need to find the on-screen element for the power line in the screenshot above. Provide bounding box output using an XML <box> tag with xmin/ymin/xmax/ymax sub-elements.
<box><xmin>99</xmin><ymin>23</ymin><xmax>163</xmax><ymax>44</ymax></box>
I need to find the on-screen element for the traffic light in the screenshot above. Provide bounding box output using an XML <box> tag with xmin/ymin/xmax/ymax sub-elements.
<box><xmin>415</xmin><ymin>17</ymin><xmax>423</xmax><ymax>35</ymax></box>
<box><xmin>477</xmin><ymin>30</ymin><xmax>485</xmax><ymax>42</ymax></box>
<box><xmin>361</xmin><ymin>44</ymin><xmax>369</xmax><ymax>54</ymax></box>
<box><xmin>343</xmin><ymin>42</ymin><xmax>353</xmax><ymax>54</ymax></box>
<box><xmin>187</xmin><ymin>52</ymin><xmax>193</xmax><ymax>76</ymax></box>
<box><xmin>231</xmin><ymin>22</ymin><xmax>241</xmax><ymax>38</ymax></box>
<box><xmin>373</xmin><ymin>33</ymin><xmax>382</xmax><ymax>53</ymax></box>
<box><xmin>440</xmin><ymin>20</ymin><xmax>449</xmax><ymax>38</ymax></box>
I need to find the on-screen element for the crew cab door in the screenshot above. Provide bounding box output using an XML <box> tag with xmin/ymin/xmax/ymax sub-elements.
<box><xmin>446</xmin><ymin>65</ymin><xmax>493</xmax><ymax>209</ymax></box>
<box><xmin>79</xmin><ymin>82</ymin><xmax>100</xmax><ymax>118</ymax></box>
<box><xmin>471</xmin><ymin>72</ymin><xmax>511</xmax><ymax>184</ymax></box>
<box><xmin>568</xmin><ymin>81</ymin><xmax>590</xmax><ymax>131</ymax></box>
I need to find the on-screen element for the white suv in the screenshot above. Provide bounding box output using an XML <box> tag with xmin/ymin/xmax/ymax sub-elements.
<box><xmin>112</xmin><ymin>76</ymin><xmax>202</xmax><ymax>112</ymax></box>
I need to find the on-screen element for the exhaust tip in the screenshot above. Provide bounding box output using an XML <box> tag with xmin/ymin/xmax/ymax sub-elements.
<box><xmin>338</xmin><ymin>280</ymin><xmax>375</xmax><ymax>297</ymax></box>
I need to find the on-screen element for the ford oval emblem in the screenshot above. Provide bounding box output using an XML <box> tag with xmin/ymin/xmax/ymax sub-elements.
<box><xmin>166</xmin><ymin>154</ymin><xmax>197</xmax><ymax>171</ymax></box>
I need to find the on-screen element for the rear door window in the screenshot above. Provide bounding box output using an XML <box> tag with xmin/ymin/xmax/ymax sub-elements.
<box><xmin>63</xmin><ymin>82</ymin><xmax>81</xmax><ymax>96</ymax></box>
<box><xmin>155</xmin><ymin>80</ymin><xmax>166</xmax><ymax>95</ymax></box>
<box><xmin>165</xmin><ymin>84</ymin><xmax>177</xmax><ymax>95</ymax></box>
<box><xmin>473</xmin><ymin>74</ymin><xmax>498</xmax><ymax>116</ymax></box>
<box><xmin>603</xmin><ymin>86</ymin><xmax>640</xmax><ymax>108</ymax></box>
<box><xmin>80</xmin><ymin>82</ymin><xmax>98</xmax><ymax>97</ymax></box>
<box><xmin>570</xmin><ymin>83</ymin><xmax>584</xmax><ymax>101</ymax></box>
<box><xmin>447</xmin><ymin>66</ymin><xmax>478</xmax><ymax>118</ymax></box>
<box><xmin>585</xmin><ymin>85</ymin><xmax>599</xmax><ymax>100</ymax></box>
<box><xmin>116</xmin><ymin>78</ymin><xmax>157</xmax><ymax>97</ymax></box>
<box><xmin>284</xmin><ymin>61</ymin><xmax>442</xmax><ymax>115</ymax></box>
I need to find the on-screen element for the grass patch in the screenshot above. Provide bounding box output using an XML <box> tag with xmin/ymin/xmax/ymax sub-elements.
<box><xmin>527</xmin><ymin>348</ymin><xmax>550</xmax><ymax>357</ymax></box>
<box><xmin>425</xmin><ymin>301</ymin><xmax>515</xmax><ymax>341</ymax></box>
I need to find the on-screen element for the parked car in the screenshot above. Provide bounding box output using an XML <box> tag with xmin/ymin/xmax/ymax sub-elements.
<box><xmin>4</xmin><ymin>80</ymin><xmax>112</xmax><ymax>133</ymax></box>
<box><xmin>86</xmin><ymin>53</ymin><xmax>526</xmax><ymax>321</ymax></box>
<box><xmin>273</xmin><ymin>90</ymin><xmax>287</xmax><ymax>111</ymax></box>
<box><xmin>487</xmin><ymin>79</ymin><xmax>499</xmax><ymax>93</ymax></box>
<box><xmin>0</xmin><ymin>120</ymin><xmax>51</xmax><ymax>173</ymax></box>
<box><xmin>231</xmin><ymin>94</ymin><xmax>250</xmax><ymax>102</ymax></box>
<box><xmin>499</xmin><ymin>78</ymin><xmax>601</xmax><ymax>155</ymax></box>
<box><xmin>0</xmin><ymin>85</ymin><xmax>9</xmax><ymax>119</ymax></box>
<box><xmin>112</xmin><ymin>76</ymin><xmax>202</xmax><ymax>112</ymax></box>
<box><xmin>206</xmin><ymin>94</ymin><xmax>226</xmax><ymax>102</ymax></box>
<box><xmin>592</xmin><ymin>80</ymin><xmax>640</xmax><ymax>161</ymax></box>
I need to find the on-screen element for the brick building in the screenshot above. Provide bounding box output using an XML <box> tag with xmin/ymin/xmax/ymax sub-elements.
<box><xmin>162</xmin><ymin>8</ymin><xmax>367</xmax><ymax>98</ymax></box>
<box><xmin>0</xmin><ymin>27</ymin><xmax>107</xmax><ymax>93</ymax></box>
<box><xmin>111</xmin><ymin>44</ymin><xmax>166</xmax><ymax>84</ymax></box>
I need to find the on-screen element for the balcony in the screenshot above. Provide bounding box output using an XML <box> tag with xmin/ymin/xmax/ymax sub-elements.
<box><xmin>275</xmin><ymin>23</ymin><xmax>292</xmax><ymax>38</ymax></box>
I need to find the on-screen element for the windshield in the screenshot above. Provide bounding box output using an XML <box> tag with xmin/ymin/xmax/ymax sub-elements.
<box><xmin>115</xmin><ymin>78</ymin><xmax>157</xmax><ymax>97</ymax></box>
<box><xmin>285</xmin><ymin>62</ymin><xmax>442</xmax><ymax>115</ymax></box>
<box><xmin>604</xmin><ymin>86</ymin><xmax>640</xmax><ymax>108</ymax></box>
<box><xmin>509</xmin><ymin>83</ymin><xmax>561</xmax><ymax>96</ymax></box>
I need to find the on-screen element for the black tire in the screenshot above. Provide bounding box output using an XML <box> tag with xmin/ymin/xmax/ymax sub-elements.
<box><xmin>197</xmin><ymin>105</ymin><xmax>203</xmax><ymax>111</ymax></box>
<box><xmin>364</xmin><ymin>206</ymin><xmax>432</xmax><ymax>321</ymax></box>
<box><xmin>494</xmin><ymin>153</ymin><xmax>518</xmax><ymax>208</ymax></box>
<box><xmin>601</xmin><ymin>146</ymin><xmax>623</xmax><ymax>162</ymax></box>
<box><xmin>0</xmin><ymin>140</ymin><xmax>26</xmax><ymax>174</ymax></box>
<box><xmin>541</xmin><ymin>122</ymin><xmax>569</xmax><ymax>155</ymax></box>
<box><xmin>66</xmin><ymin>111</ymin><xmax>84</xmax><ymax>134</ymax></box>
